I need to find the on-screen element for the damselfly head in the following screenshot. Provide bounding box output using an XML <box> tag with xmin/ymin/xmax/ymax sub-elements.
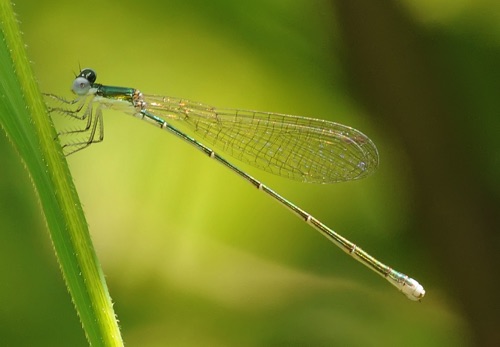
<box><xmin>72</xmin><ymin>68</ymin><xmax>97</xmax><ymax>96</ymax></box>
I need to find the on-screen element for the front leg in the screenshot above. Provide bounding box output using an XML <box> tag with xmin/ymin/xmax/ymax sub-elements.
<box><xmin>60</xmin><ymin>105</ymin><xmax>104</xmax><ymax>156</ymax></box>
<box><xmin>43</xmin><ymin>93</ymin><xmax>90</xmax><ymax>120</ymax></box>
<box><xmin>44</xmin><ymin>93</ymin><xmax>104</xmax><ymax>155</ymax></box>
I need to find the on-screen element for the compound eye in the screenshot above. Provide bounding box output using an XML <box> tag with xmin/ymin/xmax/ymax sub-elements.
<box><xmin>72</xmin><ymin>76</ymin><xmax>91</xmax><ymax>96</ymax></box>
<box><xmin>78</xmin><ymin>68</ymin><xmax>97</xmax><ymax>83</ymax></box>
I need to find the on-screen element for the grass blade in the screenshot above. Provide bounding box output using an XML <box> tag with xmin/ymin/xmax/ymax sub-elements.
<box><xmin>0</xmin><ymin>1</ymin><xmax>123</xmax><ymax>345</ymax></box>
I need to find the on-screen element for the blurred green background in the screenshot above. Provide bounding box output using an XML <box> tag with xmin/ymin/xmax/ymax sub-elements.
<box><xmin>1</xmin><ymin>0</ymin><xmax>499</xmax><ymax>346</ymax></box>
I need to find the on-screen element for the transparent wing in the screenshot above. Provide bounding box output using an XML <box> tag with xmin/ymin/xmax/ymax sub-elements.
<box><xmin>144</xmin><ymin>95</ymin><xmax>379</xmax><ymax>184</ymax></box>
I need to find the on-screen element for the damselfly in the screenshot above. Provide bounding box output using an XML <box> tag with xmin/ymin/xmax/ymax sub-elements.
<box><xmin>44</xmin><ymin>68</ymin><xmax>425</xmax><ymax>301</ymax></box>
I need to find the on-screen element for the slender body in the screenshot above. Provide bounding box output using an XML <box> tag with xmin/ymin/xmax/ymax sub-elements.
<box><xmin>45</xmin><ymin>68</ymin><xmax>425</xmax><ymax>301</ymax></box>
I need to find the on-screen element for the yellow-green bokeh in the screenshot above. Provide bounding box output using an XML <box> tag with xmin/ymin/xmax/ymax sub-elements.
<box><xmin>3</xmin><ymin>0</ymin><xmax>499</xmax><ymax>346</ymax></box>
